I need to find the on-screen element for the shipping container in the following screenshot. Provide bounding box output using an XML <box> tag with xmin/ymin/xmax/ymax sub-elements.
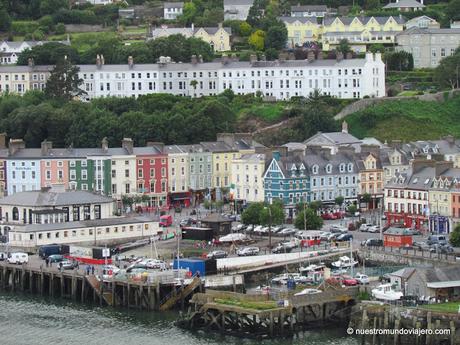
<box><xmin>173</xmin><ymin>257</ymin><xmax>217</xmax><ymax>277</ymax></box>
<box><xmin>62</xmin><ymin>245</ymin><xmax>112</xmax><ymax>265</ymax></box>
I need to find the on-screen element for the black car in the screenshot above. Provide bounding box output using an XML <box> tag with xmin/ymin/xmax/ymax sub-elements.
<box><xmin>272</xmin><ymin>245</ymin><xmax>293</xmax><ymax>254</ymax></box>
<box><xmin>361</xmin><ymin>238</ymin><xmax>383</xmax><ymax>247</ymax></box>
<box><xmin>336</xmin><ymin>234</ymin><xmax>353</xmax><ymax>241</ymax></box>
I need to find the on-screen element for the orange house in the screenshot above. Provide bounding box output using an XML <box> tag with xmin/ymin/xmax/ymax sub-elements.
<box><xmin>383</xmin><ymin>227</ymin><xmax>413</xmax><ymax>248</ymax></box>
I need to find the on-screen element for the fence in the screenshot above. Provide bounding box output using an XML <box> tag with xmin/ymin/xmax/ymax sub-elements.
<box><xmin>362</xmin><ymin>245</ymin><xmax>460</xmax><ymax>264</ymax></box>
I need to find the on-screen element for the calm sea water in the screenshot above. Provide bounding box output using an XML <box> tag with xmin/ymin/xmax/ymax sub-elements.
<box><xmin>0</xmin><ymin>292</ymin><xmax>358</xmax><ymax>345</ymax></box>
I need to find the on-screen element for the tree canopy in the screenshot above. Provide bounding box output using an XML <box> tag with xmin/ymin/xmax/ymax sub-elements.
<box><xmin>294</xmin><ymin>208</ymin><xmax>324</xmax><ymax>230</ymax></box>
<box><xmin>45</xmin><ymin>59</ymin><xmax>85</xmax><ymax>101</ymax></box>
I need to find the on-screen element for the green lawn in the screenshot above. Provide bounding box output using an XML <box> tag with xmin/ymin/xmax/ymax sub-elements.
<box><xmin>346</xmin><ymin>94</ymin><xmax>460</xmax><ymax>141</ymax></box>
<box><xmin>237</xmin><ymin>103</ymin><xmax>285</xmax><ymax>123</ymax></box>
<box><xmin>214</xmin><ymin>298</ymin><xmax>279</xmax><ymax>310</ymax></box>
<box><xmin>420</xmin><ymin>302</ymin><xmax>460</xmax><ymax>313</ymax></box>
<box><xmin>397</xmin><ymin>91</ymin><xmax>422</xmax><ymax>97</ymax></box>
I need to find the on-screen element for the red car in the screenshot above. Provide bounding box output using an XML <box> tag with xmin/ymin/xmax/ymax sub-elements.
<box><xmin>341</xmin><ymin>275</ymin><xmax>358</xmax><ymax>286</ymax></box>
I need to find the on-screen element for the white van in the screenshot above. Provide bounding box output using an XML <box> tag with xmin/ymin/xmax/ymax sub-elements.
<box><xmin>7</xmin><ymin>252</ymin><xmax>29</xmax><ymax>264</ymax></box>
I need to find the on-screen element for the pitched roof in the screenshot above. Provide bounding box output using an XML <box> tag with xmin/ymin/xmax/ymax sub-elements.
<box><xmin>164</xmin><ymin>2</ymin><xmax>184</xmax><ymax>9</ymax></box>
<box><xmin>390</xmin><ymin>267</ymin><xmax>416</xmax><ymax>279</ymax></box>
<box><xmin>279</xmin><ymin>16</ymin><xmax>319</xmax><ymax>24</ymax></box>
<box><xmin>224</xmin><ymin>0</ymin><xmax>253</xmax><ymax>6</ymax></box>
<box><xmin>323</xmin><ymin>16</ymin><xmax>406</xmax><ymax>26</ymax></box>
<box><xmin>384</xmin><ymin>227</ymin><xmax>413</xmax><ymax>236</ymax></box>
<box><xmin>383</xmin><ymin>0</ymin><xmax>425</xmax><ymax>9</ymax></box>
<box><xmin>304</xmin><ymin>131</ymin><xmax>361</xmax><ymax>146</ymax></box>
<box><xmin>397</xmin><ymin>27</ymin><xmax>460</xmax><ymax>36</ymax></box>
<box><xmin>0</xmin><ymin>190</ymin><xmax>113</xmax><ymax>207</ymax></box>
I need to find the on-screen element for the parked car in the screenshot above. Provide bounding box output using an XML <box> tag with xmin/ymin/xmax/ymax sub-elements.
<box><xmin>359</xmin><ymin>224</ymin><xmax>372</xmax><ymax>232</ymax></box>
<box><xmin>206</xmin><ymin>250</ymin><xmax>228</xmax><ymax>259</ymax></box>
<box><xmin>355</xmin><ymin>273</ymin><xmax>370</xmax><ymax>285</ymax></box>
<box><xmin>232</xmin><ymin>224</ymin><xmax>246</xmax><ymax>232</ymax></box>
<box><xmin>412</xmin><ymin>241</ymin><xmax>430</xmax><ymax>251</ymax></box>
<box><xmin>271</xmin><ymin>226</ymin><xmax>283</xmax><ymax>233</ymax></box>
<box><xmin>48</xmin><ymin>254</ymin><xmax>64</xmax><ymax>263</ymax></box>
<box><xmin>0</xmin><ymin>252</ymin><xmax>7</xmax><ymax>261</ymax></box>
<box><xmin>278</xmin><ymin>228</ymin><xmax>296</xmax><ymax>236</ymax></box>
<box><xmin>330</xmin><ymin>225</ymin><xmax>348</xmax><ymax>234</ymax></box>
<box><xmin>336</xmin><ymin>233</ymin><xmax>353</xmax><ymax>242</ymax></box>
<box><xmin>427</xmin><ymin>235</ymin><xmax>447</xmax><ymax>246</ymax></box>
<box><xmin>237</xmin><ymin>247</ymin><xmax>260</xmax><ymax>256</ymax></box>
<box><xmin>367</xmin><ymin>226</ymin><xmax>380</xmax><ymax>233</ymax></box>
<box><xmin>341</xmin><ymin>275</ymin><xmax>359</xmax><ymax>286</ymax></box>
<box><xmin>61</xmin><ymin>260</ymin><xmax>78</xmax><ymax>270</ymax></box>
<box><xmin>361</xmin><ymin>238</ymin><xmax>383</xmax><ymax>247</ymax></box>
<box><xmin>253</xmin><ymin>225</ymin><xmax>264</xmax><ymax>233</ymax></box>
<box><xmin>7</xmin><ymin>252</ymin><xmax>29</xmax><ymax>264</ymax></box>
<box><xmin>294</xmin><ymin>288</ymin><xmax>322</xmax><ymax>296</ymax></box>
<box><xmin>272</xmin><ymin>245</ymin><xmax>292</xmax><ymax>254</ymax></box>
<box><xmin>430</xmin><ymin>243</ymin><xmax>454</xmax><ymax>254</ymax></box>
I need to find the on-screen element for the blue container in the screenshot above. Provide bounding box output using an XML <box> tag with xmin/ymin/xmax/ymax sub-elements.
<box><xmin>173</xmin><ymin>258</ymin><xmax>206</xmax><ymax>277</ymax></box>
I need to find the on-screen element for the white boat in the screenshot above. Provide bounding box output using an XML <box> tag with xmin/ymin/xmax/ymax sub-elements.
<box><xmin>371</xmin><ymin>284</ymin><xmax>403</xmax><ymax>301</ymax></box>
<box><xmin>331</xmin><ymin>256</ymin><xmax>358</xmax><ymax>269</ymax></box>
<box><xmin>299</xmin><ymin>263</ymin><xmax>325</xmax><ymax>274</ymax></box>
<box><xmin>271</xmin><ymin>273</ymin><xmax>308</xmax><ymax>285</ymax></box>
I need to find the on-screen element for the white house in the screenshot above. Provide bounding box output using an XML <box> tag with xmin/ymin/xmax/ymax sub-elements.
<box><xmin>224</xmin><ymin>0</ymin><xmax>254</xmax><ymax>21</ymax></box>
<box><xmin>231</xmin><ymin>153</ymin><xmax>265</xmax><ymax>203</ymax></box>
<box><xmin>164</xmin><ymin>2</ymin><xmax>184</xmax><ymax>20</ymax></box>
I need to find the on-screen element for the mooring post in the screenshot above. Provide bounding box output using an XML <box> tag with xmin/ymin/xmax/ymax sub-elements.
<box><xmin>372</xmin><ymin>317</ymin><xmax>377</xmax><ymax>345</ymax></box>
<box><xmin>415</xmin><ymin>321</ymin><xmax>421</xmax><ymax>345</ymax></box>
<box><xmin>450</xmin><ymin>321</ymin><xmax>455</xmax><ymax>345</ymax></box>
<box><xmin>29</xmin><ymin>271</ymin><xmax>33</xmax><ymax>293</ymax></box>
<box><xmin>426</xmin><ymin>312</ymin><xmax>433</xmax><ymax>345</ymax></box>
<box><xmin>60</xmin><ymin>274</ymin><xmax>65</xmax><ymax>297</ymax></box>
<box><xmin>393</xmin><ymin>318</ymin><xmax>400</xmax><ymax>345</ymax></box>
<box><xmin>361</xmin><ymin>308</ymin><xmax>368</xmax><ymax>345</ymax></box>
<box><xmin>49</xmin><ymin>273</ymin><xmax>54</xmax><ymax>297</ymax></box>
<box><xmin>81</xmin><ymin>278</ymin><xmax>86</xmax><ymax>303</ymax></box>
<box><xmin>112</xmin><ymin>282</ymin><xmax>116</xmax><ymax>307</ymax></box>
<box><xmin>269</xmin><ymin>312</ymin><xmax>274</xmax><ymax>338</ymax></box>
<box><xmin>127</xmin><ymin>283</ymin><xmax>131</xmax><ymax>309</ymax></box>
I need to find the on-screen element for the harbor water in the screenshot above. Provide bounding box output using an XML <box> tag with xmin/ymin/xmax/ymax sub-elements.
<box><xmin>0</xmin><ymin>292</ymin><xmax>358</xmax><ymax>345</ymax></box>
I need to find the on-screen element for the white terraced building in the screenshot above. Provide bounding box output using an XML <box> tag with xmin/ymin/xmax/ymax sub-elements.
<box><xmin>77</xmin><ymin>53</ymin><xmax>385</xmax><ymax>100</ymax></box>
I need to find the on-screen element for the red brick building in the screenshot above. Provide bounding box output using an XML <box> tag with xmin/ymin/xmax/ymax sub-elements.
<box><xmin>383</xmin><ymin>227</ymin><xmax>413</xmax><ymax>248</ymax></box>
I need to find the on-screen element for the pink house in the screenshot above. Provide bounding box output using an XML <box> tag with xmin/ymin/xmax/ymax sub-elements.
<box><xmin>40</xmin><ymin>159</ymin><xmax>69</xmax><ymax>189</ymax></box>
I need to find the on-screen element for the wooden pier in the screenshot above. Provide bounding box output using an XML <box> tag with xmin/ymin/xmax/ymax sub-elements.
<box><xmin>0</xmin><ymin>262</ymin><xmax>204</xmax><ymax>311</ymax></box>
<box><xmin>177</xmin><ymin>287</ymin><xmax>360</xmax><ymax>339</ymax></box>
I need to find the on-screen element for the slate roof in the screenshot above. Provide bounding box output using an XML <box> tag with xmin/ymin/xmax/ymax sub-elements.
<box><xmin>419</xmin><ymin>266</ymin><xmax>460</xmax><ymax>283</ymax></box>
<box><xmin>224</xmin><ymin>0</ymin><xmax>253</xmax><ymax>5</ymax></box>
<box><xmin>291</xmin><ymin>5</ymin><xmax>328</xmax><ymax>12</ymax></box>
<box><xmin>383</xmin><ymin>0</ymin><xmax>425</xmax><ymax>9</ymax></box>
<box><xmin>199</xmin><ymin>141</ymin><xmax>235</xmax><ymax>153</ymax></box>
<box><xmin>0</xmin><ymin>190</ymin><xmax>114</xmax><ymax>207</ymax></box>
<box><xmin>164</xmin><ymin>2</ymin><xmax>184</xmax><ymax>9</ymax></box>
<box><xmin>323</xmin><ymin>16</ymin><xmax>406</xmax><ymax>26</ymax></box>
<box><xmin>386</xmin><ymin>167</ymin><xmax>436</xmax><ymax>189</ymax></box>
<box><xmin>11</xmin><ymin>216</ymin><xmax>157</xmax><ymax>233</ymax></box>
<box><xmin>390</xmin><ymin>267</ymin><xmax>416</xmax><ymax>279</ymax></box>
<box><xmin>279</xmin><ymin>16</ymin><xmax>319</xmax><ymax>24</ymax></box>
<box><xmin>397</xmin><ymin>27</ymin><xmax>460</xmax><ymax>36</ymax></box>
<box><xmin>384</xmin><ymin>227</ymin><xmax>413</xmax><ymax>236</ymax></box>
<box><xmin>304</xmin><ymin>131</ymin><xmax>362</xmax><ymax>146</ymax></box>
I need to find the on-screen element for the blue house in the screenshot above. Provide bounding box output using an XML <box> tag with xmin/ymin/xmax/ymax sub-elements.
<box><xmin>263</xmin><ymin>151</ymin><xmax>310</xmax><ymax>219</ymax></box>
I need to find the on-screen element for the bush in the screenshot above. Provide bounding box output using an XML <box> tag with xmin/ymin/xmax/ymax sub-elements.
<box><xmin>55</xmin><ymin>23</ymin><xmax>66</xmax><ymax>35</ymax></box>
<box><xmin>32</xmin><ymin>29</ymin><xmax>45</xmax><ymax>41</ymax></box>
<box><xmin>11</xmin><ymin>21</ymin><xmax>39</xmax><ymax>35</ymax></box>
<box><xmin>450</xmin><ymin>225</ymin><xmax>460</xmax><ymax>247</ymax></box>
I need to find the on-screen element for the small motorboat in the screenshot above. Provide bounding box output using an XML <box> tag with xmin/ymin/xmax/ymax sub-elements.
<box><xmin>331</xmin><ymin>256</ymin><xmax>358</xmax><ymax>269</ymax></box>
<box><xmin>371</xmin><ymin>284</ymin><xmax>403</xmax><ymax>301</ymax></box>
<box><xmin>299</xmin><ymin>263</ymin><xmax>325</xmax><ymax>274</ymax></box>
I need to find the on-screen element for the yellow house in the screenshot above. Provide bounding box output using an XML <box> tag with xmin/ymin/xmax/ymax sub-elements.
<box><xmin>193</xmin><ymin>25</ymin><xmax>232</xmax><ymax>52</ymax></box>
<box><xmin>429</xmin><ymin>176</ymin><xmax>454</xmax><ymax>232</ymax></box>
<box><xmin>279</xmin><ymin>17</ymin><xmax>321</xmax><ymax>48</ymax></box>
<box><xmin>358</xmin><ymin>152</ymin><xmax>384</xmax><ymax>209</ymax></box>
<box><xmin>322</xmin><ymin>16</ymin><xmax>405</xmax><ymax>52</ymax></box>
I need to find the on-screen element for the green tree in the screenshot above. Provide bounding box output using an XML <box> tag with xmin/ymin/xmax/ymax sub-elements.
<box><xmin>242</xmin><ymin>202</ymin><xmax>265</xmax><ymax>225</ymax></box>
<box><xmin>45</xmin><ymin>59</ymin><xmax>86</xmax><ymax>101</ymax></box>
<box><xmin>364</xmin><ymin>0</ymin><xmax>380</xmax><ymax>10</ymax></box>
<box><xmin>190</xmin><ymin>80</ymin><xmax>198</xmax><ymax>90</ymax></box>
<box><xmin>265</xmin><ymin>23</ymin><xmax>287</xmax><ymax>50</ymax></box>
<box><xmin>434</xmin><ymin>53</ymin><xmax>460</xmax><ymax>89</ymax></box>
<box><xmin>450</xmin><ymin>224</ymin><xmax>460</xmax><ymax>247</ymax></box>
<box><xmin>336</xmin><ymin>39</ymin><xmax>350</xmax><ymax>55</ymax></box>
<box><xmin>0</xmin><ymin>3</ymin><xmax>12</xmax><ymax>32</ymax></box>
<box><xmin>446</xmin><ymin>0</ymin><xmax>460</xmax><ymax>22</ymax></box>
<box><xmin>239</xmin><ymin>21</ymin><xmax>252</xmax><ymax>36</ymax></box>
<box><xmin>180</xmin><ymin>2</ymin><xmax>197</xmax><ymax>25</ymax></box>
<box><xmin>385</xmin><ymin>51</ymin><xmax>414</xmax><ymax>71</ymax></box>
<box><xmin>361</xmin><ymin>193</ymin><xmax>372</xmax><ymax>204</ymax></box>
<box><xmin>308</xmin><ymin>201</ymin><xmax>323</xmax><ymax>212</ymax></box>
<box><xmin>248</xmin><ymin>29</ymin><xmax>265</xmax><ymax>51</ymax></box>
<box><xmin>55</xmin><ymin>22</ymin><xmax>66</xmax><ymax>35</ymax></box>
<box><xmin>347</xmin><ymin>204</ymin><xmax>358</xmax><ymax>215</ymax></box>
<box><xmin>294</xmin><ymin>208</ymin><xmax>323</xmax><ymax>230</ymax></box>
<box><xmin>18</xmin><ymin>42</ymin><xmax>79</xmax><ymax>65</ymax></box>
<box><xmin>335</xmin><ymin>196</ymin><xmax>345</xmax><ymax>207</ymax></box>
<box><xmin>259</xmin><ymin>200</ymin><xmax>285</xmax><ymax>226</ymax></box>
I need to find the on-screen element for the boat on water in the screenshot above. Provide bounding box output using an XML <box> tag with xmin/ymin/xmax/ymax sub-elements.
<box><xmin>299</xmin><ymin>263</ymin><xmax>325</xmax><ymax>274</ymax></box>
<box><xmin>271</xmin><ymin>273</ymin><xmax>310</xmax><ymax>285</ymax></box>
<box><xmin>371</xmin><ymin>284</ymin><xmax>403</xmax><ymax>301</ymax></box>
<box><xmin>331</xmin><ymin>256</ymin><xmax>358</xmax><ymax>269</ymax></box>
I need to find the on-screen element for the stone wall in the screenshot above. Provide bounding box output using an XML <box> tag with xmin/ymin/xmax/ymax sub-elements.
<box><xmin>334</xmin><ymin>89</ymin><xmax>460</xmax><ymax>120</ymax></box>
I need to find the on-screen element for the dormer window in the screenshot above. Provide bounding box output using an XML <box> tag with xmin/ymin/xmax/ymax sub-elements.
<box><xmin>348</xmin><ymin>163</ymin><xmax>353</xmax><ymax>172</ymax></box>
<box><xmin>326</xmin><ymin>164</ymin><xmax>332</xmax><ymax>174</ymax></box>
<box><xmin>339</xmin><ymin>163</ymin><xmax>345</xmax><ymax>173</ymax></box>
<box><xmin>312</xmin><ymin>165</ymin><xmax>319</xmax><ymax>174</ymax></box>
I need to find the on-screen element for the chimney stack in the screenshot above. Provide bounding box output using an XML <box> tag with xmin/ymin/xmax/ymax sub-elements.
<box><xmin>128</xmin><ymin>56</ymin><xmax>134</xmax><ymax>69</ymax></box>
<box><xmin>0</xmin><ymin>133</ymin><xmax>6</xmax><ymax>149</ymax></box>
<box><xmin>221</xmin><ymin>53</ymin><xmax>229</xmax><ymax>65</ymax></box>
<box><xmin>249</xmin><ymin>54</ymin><xmax>257</xmax><ymax>64</ymax></box>
<box><xmin>346</xmin><ymin>51</ymin><xmax>353</xmax><ymax>59</ymax></box>
<box><xmin>8</xmin><ymin>139</ymin><xmax>25</xmax><ymax>156</ymax></box>
<box><xmin>191</xmin><ymin>54</ymin><xmax>198</xmax><ymax>64</ymax></box>
<box><xmin>342</xmin><ymin>120</ymin><xmax>348</xmax><ymax>133</ymax></box>
<box><xmin>307</xmin><ymin>50</ymin><xmax>315</xmax><ymax>62</ymax></box>
<box><xmin>41</xmin><ymin>140</ymin><xmax>53</xmax><ymax>156</ymax></box>
<box><xmin>147</xmin><ymin>141</ymin><xmax>165</xmax><ymax>153</ymax></box>
<box><xmin>260</xmin><ymin>54</ymin><xmax>266</xmax><ymax>61</ymax></box>
<box><xmin>100</xmin><ymin>54</ymin><xmax>105</xmax><ymax>65</ymax></box>
<box><xmin>317</xmin><ymin>50</ymin><xmax>323</xmax><ymax>59</ymax></box>
<box><xmin>28</xmin><ymin>57</ymin><xmax>34</xmax><ymax>67</ymax></box>
<box><xmin>101</xmin><ymin>137</ymin><xmax>109</xmax><ymax>153</ymax></box>
<box><xmin>121</xmin><ymin>138</ymin><xmax>134</xmax><ymax>155</ymax></box>
<box><xmin>336</xmin><ymin>51</ymin><xmax>344</xmax><ymax>62</ymax></box>
<box><xmin>198</xmin><ymin>54</ymin><xmax>203</xmax><ymax>63</ymax></box>
<box><xmin>96</xmin><ymin>54</ymin><xmax>102</xmax><ymax>68</ymax></box>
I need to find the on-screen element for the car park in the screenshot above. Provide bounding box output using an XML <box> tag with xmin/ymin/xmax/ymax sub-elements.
<box><xmin>206</xmin><ymin>250</ymin><xmax>228</xmax><ymax>259</ymax></box>
<box><xmin>237</xmin><ymin>247</ymin><xmax>260</xmax><ymax>256</ymax></box>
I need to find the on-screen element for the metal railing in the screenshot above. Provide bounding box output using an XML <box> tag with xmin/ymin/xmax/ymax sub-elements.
<box><xmin>362</xmin><ymin>245</ymin><xmax>459</xmax><ymax>263</ymax></box>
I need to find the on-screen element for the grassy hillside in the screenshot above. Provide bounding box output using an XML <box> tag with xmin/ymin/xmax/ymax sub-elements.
<box><xmin>346</xmin><ymin>94</ymin><xmax>460</xmax><ymax>142</ymax></box>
